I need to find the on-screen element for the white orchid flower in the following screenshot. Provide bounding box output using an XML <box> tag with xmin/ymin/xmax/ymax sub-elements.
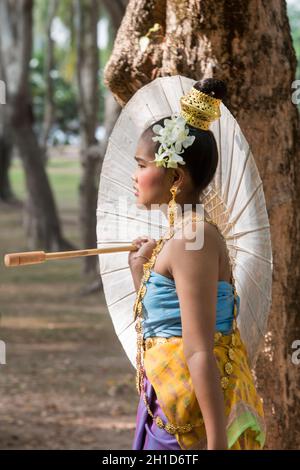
<box><xmin>154</xmin><ymin>145</ymin><xmax>186</xmax><ymax>168</ymax></box>
<box><xmin>151</xmin><ymin>114</ymin><xmax>195</xmax><ymax>168</ymax></box>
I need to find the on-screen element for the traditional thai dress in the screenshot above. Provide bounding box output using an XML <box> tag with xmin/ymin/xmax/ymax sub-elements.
<box><xmin>132</xmin><ymin>219</ymin><xmax>266</xmax><ymax>451</ymax></box>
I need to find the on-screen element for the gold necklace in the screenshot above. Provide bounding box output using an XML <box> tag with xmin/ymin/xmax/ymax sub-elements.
<box><xmin>133</xmin><ymin>213</ymin><xmax>239</xmax><ymax>435</ymax></box>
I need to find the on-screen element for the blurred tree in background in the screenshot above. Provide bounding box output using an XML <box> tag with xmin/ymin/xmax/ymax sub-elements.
<box><xmin>31</xmin><ymin>0</ymin><xmax>119</xmax><ymax>147</ymax></box>
<box><xmin>0</xmin><ymin>0</ymin><xmax>126</xmax><ymax>281</ymax></box>
<box><xmin>0</xmin><ymin>0</ymin><xmax>73</xmax><ymax>252</ymax></box>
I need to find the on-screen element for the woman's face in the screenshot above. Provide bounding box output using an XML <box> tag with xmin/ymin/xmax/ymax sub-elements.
<box><xmin>132</xmin><ymin>133</ymin><xmax>176</xmax><ymax>209</ymax></box>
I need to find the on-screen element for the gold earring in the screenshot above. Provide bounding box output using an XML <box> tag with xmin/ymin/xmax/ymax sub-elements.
<box><xmin>168</xmin><ymin>185</ymin><xmax>178</xmax><ymax>228</ymax></box>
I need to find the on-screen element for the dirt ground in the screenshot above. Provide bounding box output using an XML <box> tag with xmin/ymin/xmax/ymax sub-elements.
<box><xmin>0</xmin><ymin>170</ymin><xmax>139</xmax><ymax>449</ymax></box>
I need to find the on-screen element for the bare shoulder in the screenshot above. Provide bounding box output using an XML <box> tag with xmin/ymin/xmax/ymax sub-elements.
<box><xmin>166</xmin><ymin>220</ymin><xmax>220</xmax><ymax>285</ymax></box>
<box><xmin>170</xmin><ymin>218</ymin><xmax>220</xmax><ymax>254</ymax></box>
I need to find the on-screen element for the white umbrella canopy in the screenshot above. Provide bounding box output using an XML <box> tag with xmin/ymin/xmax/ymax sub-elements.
<box><xmin>96</xmin><ymin>75</ymin><xmax>273</xmax><ymax>370</ymax></box>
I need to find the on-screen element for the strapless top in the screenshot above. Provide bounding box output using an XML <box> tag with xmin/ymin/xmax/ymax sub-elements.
<box><xmin>141</xmin><ymin>270</ymin><xmax>240</xmax><ymax>339</ymax></box>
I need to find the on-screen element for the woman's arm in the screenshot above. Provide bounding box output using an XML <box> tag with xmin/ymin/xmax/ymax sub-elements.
<box><xmin>129</xmin><ymin>258</ymin><xmax>145</xmax><ymax>292</ymax></box>
<box><xmin>170</xmin><ymin>221</ymin><xmax>228</xmax><ymax>450</ymax></box>
<box><xmin>128</xmin><ymin>237</ymin><xmax>157</xmax><ymax>293</ymax></box>
<box><xmin>184</xmin><ymin>351</ymin><xmax>228</xmax><ymax>450</ymax></box>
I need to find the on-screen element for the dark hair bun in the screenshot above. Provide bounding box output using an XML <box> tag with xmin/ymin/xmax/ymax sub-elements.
<box><xmin>193</xmin><ymin>78</ymin><xmax>227</xmax><ymax>101</ymax></box>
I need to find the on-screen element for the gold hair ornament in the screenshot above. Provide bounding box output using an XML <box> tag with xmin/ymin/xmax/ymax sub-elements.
<box><xmin>151</xmin><ymin>86</ymin><xmax>222</xmax><ymax>168</ymax></box>
<box><xmin>180</xmin><ymin>86</ymin><xmax>221</xmax><ymax>131</ymax></box>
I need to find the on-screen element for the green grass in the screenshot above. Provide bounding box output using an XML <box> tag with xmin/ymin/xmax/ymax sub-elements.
<box><xmin>2</xmin><ymin>155</ymin><xmax>83</xmax><ymax>284</ymax></box>
<box><xmin>10</xmin><ymin>156</ymin><xmax>80</xmax><ymax>207</ymax></box>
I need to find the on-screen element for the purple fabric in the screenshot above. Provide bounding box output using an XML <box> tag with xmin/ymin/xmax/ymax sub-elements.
<box><xmin>132</xmin><ymin>372</ymin><xmax>182</xmax><ymax>450</ymax></box>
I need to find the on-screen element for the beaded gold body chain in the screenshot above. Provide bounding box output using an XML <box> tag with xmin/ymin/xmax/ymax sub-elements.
<box><xmin>133</xmin><ymin>213</ymin><xmax>239</xmax><ymax>435</ymax></box>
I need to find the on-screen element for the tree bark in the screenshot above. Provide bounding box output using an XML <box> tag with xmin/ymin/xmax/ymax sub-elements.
<box><xmin>103</xmin><ymin>0</ymin><xmax>166</xmax><ymax>106</ymax></box>
<box><xmin>41</xmin><ymin>0</ymin><xmax>59</xmax><ymax>162</ymax></box>
<box><xmin>0</xmin><ymin>0</ymin><xmax>74</xmax><ymax>250</ymax></box>
<box><xmin>0</xmin><ymin>136</ymin><xmax>14</xmax><ymax>203</ymax></box>
<box><xmin>74</xmin><ymin>0</ymin><xmax>124</xmax><ymax>278</ymax></box>
<box><xmin>103</xmin><ymin>0</ymin><xmax>300</xmax><ymax>449</ymax></box>
<box><xmin>0</xmin><ymin>108</ymin><xmax>15</xmax><ymax>204</ymax></box>
<box><xmin>0</xmin><ymin>38</ymin><xmax>15</xmax><ymax>204</ymax></box>
<box><xmin>74</xmin><ymin>0</ymin><xmax>100</xmax><ymax>276</ymax></box>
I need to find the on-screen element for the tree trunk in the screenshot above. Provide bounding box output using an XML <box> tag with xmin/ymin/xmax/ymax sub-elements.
<box><xmin>103</xmin><ymin>0</ymin><xmax>300</xmax><ymax>449</ymax></box>
<box><xmin>0</xmin><ymin>111</ymin><xmax>15</xmax><ymax>204</ymax></box>
<box><xmin>103</xmin><ymin>0</ymin><xmax>165</xmax><ymax>106</ymax></box>
<box><xmin>0</xmin><ymin>0</ymin><xmax>74</xmax><ymax>251</ymax></box>
<box><xmin>41</xmin><ymin>0</ymin><xmax>59</xmax><ymax>162</ymax></box>
<box><xmin>0</xmin><ymin>41</ymin><xmax>15</xmax><ymax>204</ymax></box>
<box><xmin>0</xmin><ymin>137</ymin><xmax>14</xmax><ymax>203</ymax></box>
<box><xmin>99</xmin><ymin>90</ymin><xmax>122</xmax><ymax>155</ymax></box>
<box><xmin>74</xmin><ymin>0</ymin><xmax>100</xmax><ymax>276</ymax></box>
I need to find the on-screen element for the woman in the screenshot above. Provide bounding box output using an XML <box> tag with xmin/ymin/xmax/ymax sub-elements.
<box><xmin>128</xmin><ymin>78</ymin><xmax>266</xmax><ymax>450</ymax></box>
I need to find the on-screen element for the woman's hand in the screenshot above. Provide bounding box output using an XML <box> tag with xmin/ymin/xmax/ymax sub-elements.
<box><xmin>128</xmin><ymin>237</ymin><xmax>157</xmax><ymax>267</ymax></box>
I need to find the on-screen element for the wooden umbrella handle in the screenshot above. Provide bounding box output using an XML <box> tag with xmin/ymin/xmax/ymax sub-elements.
<box><xmin>4</xmin><ymin>244</ymin><xmax>138</xmax><ymax>267</ymax></box>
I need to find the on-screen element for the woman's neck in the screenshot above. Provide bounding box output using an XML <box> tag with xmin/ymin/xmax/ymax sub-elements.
<box><xmin>174</xmin><ymin>202</ymin><xmax>207</xmax><ymax>223</ymax></box>
<box><xmin>159</xmin><ymin>205</ymin><xmax>209</xmax><ymax>234</ymax></box>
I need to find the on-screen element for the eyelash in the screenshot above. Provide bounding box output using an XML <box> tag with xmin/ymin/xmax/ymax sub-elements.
<box><xmin>137</xmin><ymin>164</ymin><xmax>145</xmax><ymax>168</ymax></box>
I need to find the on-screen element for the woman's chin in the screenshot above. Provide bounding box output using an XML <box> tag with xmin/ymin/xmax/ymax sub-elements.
<box><xmin>135</xmin><ymin>196</ymin><xmax>151</xmax><ymax>210</ymax></box>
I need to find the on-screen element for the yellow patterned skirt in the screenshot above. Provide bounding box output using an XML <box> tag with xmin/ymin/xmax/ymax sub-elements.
<box><xmin>143</xmin><ymin>327</ymin><xmax>266</xmax><ymax>450</ymax></box>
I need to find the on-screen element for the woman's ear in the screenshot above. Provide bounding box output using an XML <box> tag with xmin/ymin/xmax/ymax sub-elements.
<box><xmin>173</xmin><ymin>167</ymin><xmax>185</xmax><ymax>187</ymax></box>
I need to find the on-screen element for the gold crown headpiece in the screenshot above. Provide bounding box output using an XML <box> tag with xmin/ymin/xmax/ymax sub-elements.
<box><xmin>180</xmin><ymin>86</ymin><xmax>221</xmax><ymax>131</ymax></box>
<box><xmin>150</xmin><ymin>85</ymin><xmax>223</xmax><ymax>169</ymax></box>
